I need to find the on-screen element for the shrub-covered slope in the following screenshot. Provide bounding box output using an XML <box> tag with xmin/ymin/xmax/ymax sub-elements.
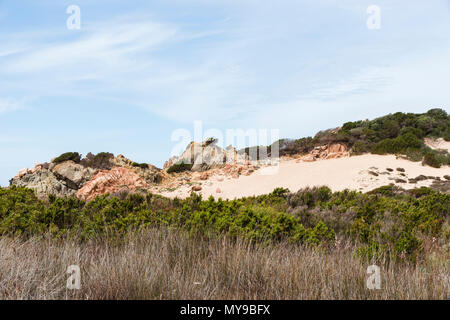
<box><xmin>1</xmin><ymin>185</ymin><xmax>448</xmax><ymax>261</ymax></box>
<box><xmin>256</xmin><ymin>108</ymin><xmax>449</xmax><ymax>167</ymax></box>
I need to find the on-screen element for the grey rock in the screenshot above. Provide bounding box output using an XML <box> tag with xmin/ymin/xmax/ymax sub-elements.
<box><xmin>10</xmin><ymin>169</ymin><xmax>76</xmax><ymax>198</ymax></box>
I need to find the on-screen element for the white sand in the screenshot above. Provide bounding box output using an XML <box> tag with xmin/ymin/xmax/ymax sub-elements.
<box><xmin>157</xmin><ymin>154</ymin><xmax>450</xmax><ymax>199</ymax></box>
<box><xmin>425</xmin><ymin>138</ymin><xmax>450</xmax><ymax>152</ymax></box>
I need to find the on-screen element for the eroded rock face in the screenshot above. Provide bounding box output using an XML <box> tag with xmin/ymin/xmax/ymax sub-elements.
<box><xmin>10</xmin><ymin>153</ymin><xmax>164</xmax><ymax>200</ymax></box>
<box><xmin>297</xmin><ymin>143</ymin><xmax>349</xmax><ymax>162</ymax></box>
<box><xmin>52</xmin><ymin>161</ymin><xmax>95</xmax><ymax>189</ymax></box>
<box><xmin>76</xmin><ymin>167</ymin><xmax>149</xmax><ymax>202</ymax></box>
<box><xmin>163</xmin><ymin>139</ymin><xmax>248</xmax><ymax>172</ymax></box>
<box><xmin>328</xmin><ymin>143</ymin><xmax>347</xmax><ymax>154</ymax></box>
<box><xmin>10</xmin><ymin>169</ymin><xmax>77</xmax><ymax>198</ymax></box>
<box><xmin>112</xmin><ymin>154</ymin><xmax>163</xmax><ymax>184</ymax></box>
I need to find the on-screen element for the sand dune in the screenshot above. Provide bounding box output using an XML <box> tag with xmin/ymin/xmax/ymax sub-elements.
<box><xmin>424</xmin><ymin>137</ymin><xmax>450</xmax><ymax>153</ymax></box>
<box><xmin>158</xmin><ymin>154</ymin><xmax>450</xmax><ymax>199</ymax></box>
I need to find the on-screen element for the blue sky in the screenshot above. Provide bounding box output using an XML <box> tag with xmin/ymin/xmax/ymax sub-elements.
<box><xmin>1</xmin><ymin>0</ymin><xmax>450</xmax><ymax>186</ymax></box>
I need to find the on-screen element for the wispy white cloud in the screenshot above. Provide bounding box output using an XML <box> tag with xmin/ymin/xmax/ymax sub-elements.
<box><xmin>234</xmin><ymin>47</ymin><xmax>450</xmax><ymax>139</ymax></box>
<box><xmin>1</xmin><ymin>0</ymin><xmax>449</xmax><ymax>128</ymax></box>
<box><xmin>3</xmin><ymin>20</ymin><xmax>177</xmax><ymax>74</ymax></box>
<box><xmin>0</xmin><ymin>98</ymin><xmax>25</xmax><ymax>114</ymax></box>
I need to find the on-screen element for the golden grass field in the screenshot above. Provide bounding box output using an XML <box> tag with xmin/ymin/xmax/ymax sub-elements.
<box><xmin>0</xmin><ymin>227</ymin><xmax>447</xmax><ymax>300</ymax></box>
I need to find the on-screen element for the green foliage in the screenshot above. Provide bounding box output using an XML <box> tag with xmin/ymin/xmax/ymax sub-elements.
<box><xmin>338</xmin><ymin>108</ymin><xmax>449</xmax><ymax>166</ymax></box>
<box><xmin>422</xmin><ymin>152</ymin><xmax>441</xmax><ymax>168</ymax></box>
<box><xmin>131</xmin><ymin>162</ymin><xmax>149</xmax><ymax>169</ymax></box>
<box><xmin>80</xmin><ymin>152</ymin><xmax>114</xmax><ymax>170</ymax></box>
<box><xmin>350</xmin><ymin>140</ymin><xmax>369</xmax><ymax>155</ymax></box>
<box><xmin>287</xmin><ymin>186</ymin><xmax>332</xmax><ymax>208</ymax></box>
<box><xmin>0</xmin><ymin>185</ymin><xmax>448</xmax><ymax>261</ymax></box>
<box><xmin>204</xmin><ymin>137</ymin><xmax>218</xmax><ymax>146</ymax></box>
<box><xmin>252</xmin><ymin>109</ymin><xmax>449</xmax><ymax>166</ymax></box>
<box><xmin>167</xmin><ymin>161</ymin><xmax>193</xmax><ymax>173</ymax></box>
<box><xmin>371</xmin><ymin>132</ymin><xmax>423</xmax><ymax>154</ymax></box>
<box><xmin>53</xmin><ymin>152</ymin><xmax>82</xmax><ymax>164</ymax></box>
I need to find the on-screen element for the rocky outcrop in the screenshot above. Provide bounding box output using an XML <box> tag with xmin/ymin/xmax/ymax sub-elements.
<box><xmin>163</xmin><ymin>139</ymin><xmax>248</xmax><ymax>172</ymax></box>
<box><xmin>10</xmin><ymin>152</ymin><xmax>164</xmax><ymax>200</ymax></box>
<box><xmin>297</xmin><ymin>143</ymin><xmax>349</xmax><ymax>162</ymax></box>
<box><xmin>112</xmin><ymin>154</ymin><xmax>164</xmax><ymax>184</ymax></box>
<box><xmin>10</xmin><ymin>168</ymin><xmax>78</xmax><ymax>198</ymax></box>
<box><xmin>52</xmin><ymin>161</ymin><xmax>95</xmax><ymax>189</ymax></box>
<box><xmin>76</xmin><ymin>167</ymin><xmax>149</xmax><ymax>202</ymax></box>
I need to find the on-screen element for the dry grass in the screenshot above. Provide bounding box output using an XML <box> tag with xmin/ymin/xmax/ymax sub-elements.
<box><xmin>0</xmin><ymin>228</ymin><xmax>448</xmax><ymax>300</ymax></box>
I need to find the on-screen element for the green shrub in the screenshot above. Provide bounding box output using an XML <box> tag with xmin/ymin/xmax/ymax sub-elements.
<box><xmin>204</xmin><ymin>137</ymin><xmax>218</xmax><ymax>146</ymax></box>
<box><xmin>350</xmin><ymin>140</ymin><xmax>369</xmax><ymax>155</ymax></box>
<box><xmin>81</xmin><ymin>152</ymin><xmax>114</xmax><ymax>169</ymax></box>
<box><xmin>422</xmin><ymin>152</ymin><xmax>441</xmax><ymax>168</ymax></box>
<box><xmin>53</xmin><ymin>152</ymin><xmax>82</xmax><ymax>164</ymax></box>
<box><xmin>337</xmin><ymin>108</ymin><xmax>449</xmax><ymax>163</ymax></box>
<box><xmin>435</xmin><ymin>152</ymin><xmax>450</xmax><ymax>166</ymax></box>
<box><xmin>260</xmin><ymin>109</ymin><xmax>449</xmax><ymax>162</ymax></box>
<box><xmin>371</xmin><ymin>132</ymin><xmax>423</xmax><ymax>155</ymax></box>
<box><xmin>167</xmin><ymin>161</ymin><xmax>193</xmax><ymax>173</ymax></box>
<box><xmin>131</xmin><ymin>162</ymin><xmax>148</xmax><ymax>169</ymax></box>
<box><xmin>0</xmin><ymin>185</ymin><xmax>448</xmax><ymax>261</ymax></box>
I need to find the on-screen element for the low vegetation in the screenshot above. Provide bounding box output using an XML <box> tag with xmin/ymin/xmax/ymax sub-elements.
<box><xmin>166</xmin><ymin>161</ymin><xmax>194</xmax><ymax>173</ymax></box>
<box><xmin>255</xmin><ymin>108</ymin><xmax>449</xmax><ymax>167</ymax></box>
<box><xmin>0</xmin><ymin>185</ymin><xmax>448</xmax><ymax>299</ymax></box>
<box><xmin>0</xmin><ymin>185</ymin><xmax>448</xmax><ymax>262</ymax></box>
<box><xmin>0</xmin><ymin>228</ymin><xmax>447</xmax><ymax>299</ymax></box>
<box><xmin>80</xmin><ymin>152</ymin><xmax>114</xmax><ymax>170</ymax></box>
<box><xmin>131</xmin><ymin>162</ymin><xmax>149</xmax><ymax>169</ymax></box>
<box><xmin>53</xmin><ymin>151</ymin><xmax>116</xmax><ymax>169</ymax></box>
<box><xmin>52</xmin><ymin>152</ymin><xmax>82</xmax><ymax>164</ymax></box>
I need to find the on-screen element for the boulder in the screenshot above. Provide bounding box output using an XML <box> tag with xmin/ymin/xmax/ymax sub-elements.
<box><xmin>52</xmin><ymin>161</ymin><xmax>95</xmax><ymax>189</ymax></box>
<box><xmin>199</xmin><ymin>172</ymin><xmax>209</xmax><ymax>180</ymax></box>
<box><xmin>164</xmin><ymin>139</ymin><xmax>248</xmax><ymax>173</ymax></box>
<box><xmin>298</xmin><ymin>143</ymin><xmax>349</xmax><ymax>162</ymax></box>
<box><xmin>10</xmin><ymin>169</ymin><xmax>77</xmax><ymax>198</ymax></box>
<box><xmin>112</xmin><ymin>154</ymin><xmax>164</xmax><ymax>184</ymax></box>
<box><xmin>10</xmin><ymin>153</ymin><xmax>164</xmax><ymax>200</ymax></box>
<box><xmin>328</xmin><ymin>143</ymin><xmax>347</xmax><ymax>153</ymax></box>
<box><xmin>76</xmin><ymin>167</ymin><xmax>149</xmax><ymax>201</ymax></box>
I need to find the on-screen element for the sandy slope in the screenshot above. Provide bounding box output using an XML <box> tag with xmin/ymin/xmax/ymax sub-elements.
<box><xmin>156</xmin><ymin>154</ymin><xmax>450</xmax><ymax>199</ymax></box>
<box><xmin>424</xmin><ymin>137</ymin><xmax>450</xmax><ymax>152</ymax></box>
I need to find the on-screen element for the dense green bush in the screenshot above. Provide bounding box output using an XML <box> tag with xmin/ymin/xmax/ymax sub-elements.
<box><xmin>371</xmin><ymin>132</ymin><xmax>423</xmax><ymax>155</ymax></box>
<box><xmin>0</xmin><ymin>185</ymin><xmax>448</xmax><ymax>261</ymax></box>
<box><xmin>339</xmin><ymin>108</ymin><xmax>449</xmax><ymax>166</ymax></box>
<box><xmin>167</xmin><ymin>161</ymin><xmax>193</xmax><ymax>173</ymax></box>
<box><xmin>131</xmin><ymin>162</ymin><xmax>149</xmax><ymax>169</ymax></box>
<box><xmin>80</xmin><ymin>152</ymin><xmax>114</xmax><ymax>170</ymax></box>
<box><xmin>52</xmin><ymin>152</ymin><xmax>82</xmax><ymax>164</ymax></box>
<box><xmin>248</xmin><ymin>108</ymin><xmax>449</xmax><ymax>167</ymax></box>
<box><xmin>422</xmin><ymin>152</ymin><xmax>441</xmax><ymax>168</ymax></box>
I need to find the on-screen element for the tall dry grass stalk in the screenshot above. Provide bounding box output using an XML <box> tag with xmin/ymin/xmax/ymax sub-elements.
<box><xmin>0</xmin><ymin>228</ymin><xmax>448</xmax><ymax>299</ymax></box>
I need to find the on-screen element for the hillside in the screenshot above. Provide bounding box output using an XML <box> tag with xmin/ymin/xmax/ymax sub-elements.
<box><xmin>1</xmin><ymin>109</ymin><xmax>449</xmax><ymax>300</ymax></box>
<box><xmin>248</xmin><ymin>108</ymin><xmax>449</xmax><ymax>165</ymax></box>
<box><xmin>8</xmin><ymin>109</ymin><xmax>450</xmax><ymax>201</ymax></box>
